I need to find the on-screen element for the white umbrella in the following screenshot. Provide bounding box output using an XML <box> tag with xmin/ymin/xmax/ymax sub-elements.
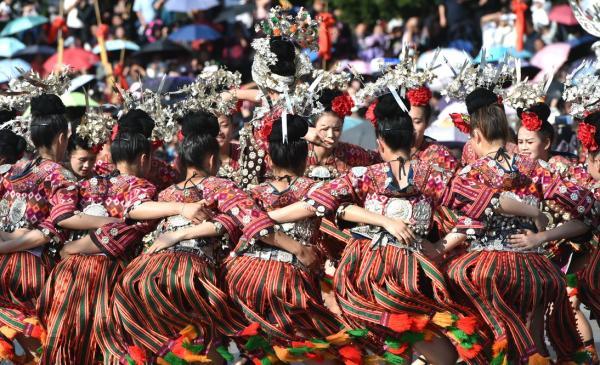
<box><xmin>417</xmin><ymin>48</ymin><xmax>473</xmax><ymax>92</ymax></box>
<box><xmin>0</xmin><ymin>58</ymin><xmax>30</xmax><ymax>83</ymax></box>
<box><xmin>165</xmin><ymin>0</ymin><xmax>219</xmax><ymax>12</ymax></box>
<box><xmin>68</xmin><ymin>74</ymin><xmax>96</xmax><ymax>92</ymax></box>
<box><xmin>340</xmin><ymin>116</ymin><xmax>377</xmax><ymax>150</ymax></box>
<box><xmin>427</xmin><ymin>102</ymin><xmax>469</xmax><ymax>142</ymax></box>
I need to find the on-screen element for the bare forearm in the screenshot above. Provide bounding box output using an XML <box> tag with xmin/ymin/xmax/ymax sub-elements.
<box><xmin>268</xmin><ymin>201</ymin><xmax>316</xmax><ymax>223</ymax></box>
<box><xmin>59</xmin><ymin>215</ymin><xmax>120</xmax><ymax>230</ymax></box>
<box><xmin>128</xmin><ymin>202</ymin><xmax>184</xmax><ymax>220</ymax></box>
<box><xmin>439</xmin><ymin>232</ymin><xmax>467</xmax><ymax>253</ymax></box>
<box><xmin>497</xmin><ymin>195</ymin><xmax>540</xmax><ymax>217</ymax></box>
<box><xmin>260</xmin><ymin>231</ymin><xmax>304</xmax><ymax>255</ymax></box>
<box><xmin>538</xmin><ymin>220</ymin><xmax>590</xmax><ymax>243</ymax></box>
<box><xmin>0</xmin><ymin>230</ymin><xmax>50</xmax><ymax>253</ymax></box>
<box><xmin>178</xmin><ymin>222</ymin><xmax>220</xmax><ymax>240</ymax></box>
<box><xmin>340</xmin><ymin>205</ymin><xmax>390</xmax><ymax>227</ymax></box>
<box><xmin>63</xmin><ymin>235</ymin><xmax>102</xmax><ymax>255</ymax></box>
<box><xmin>234</xmin><ymin>89</ymin><xmax>259</xmax><ymax>102</ymax></box>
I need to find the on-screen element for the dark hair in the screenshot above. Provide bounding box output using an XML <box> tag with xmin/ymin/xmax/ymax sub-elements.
<box><xmin>0</xmin><ymin>109</ymin><xmax>17</xmax><ymax>124</ymax></box>
<box><xmin>517</xmin><ymin>103</ymin><xmax>554</xmax><ymax>145</ymax></box>
<box><xmin>583</xmin><ymin>111</ymin><xmax>600</xmax><ymax>158</ymax></box>
<box><xmin>179</xmin><ymin>134</ymin><xmax>219</xmax><ymax>171</ymax></box>
<box><xmin>268</xmin><ymin>114</ymin><xmax>309</xmax><ymax>175</ymax></box>
<box><xmin>0</xmin><ymin>129</ymin><xmax>27</xmax><ymax>164</ymax></box>
<box><xmin>67</xmin><ymin>133</ymin><xmax>93</xmax><ymax>155</ymax></box>
<box><xmin>30</xmin><ymin>94</ymin><xmax>69</xmax><ymax>149</ymax></box>
<box><xmin>110</xmin><ymin>132</ymin><xmax>151</xmax><ymax>164</ymax></box>
<box><xmin>373</xmin><ymin>94</ymin><xmax>415</xmax><ymax>152</ymax></box>
<box><xmin>117</xmin><ymin>109</ymin><xmax>155</xmax><ymax>138</ymax></box>
<box><xmin>466</xmin><ymin>88</ymin><xmax>498</xmax><ymax>115</ymax></box>
<box><xmin>319</xmin><ymin>88</ymin><xmax>344</xmax><ymax>114</ymax></box>
<box><xmin>179</xmin><ymin>111</ymin><xmax>219</xmax><ymax>139</ymax></box>
<box><xmin>269</xmin><ymin>37</ymin><xmax>296</xmax><ymax>77</ymax></box>
<box><xmin>470</xmin><ymin>103</ymin><xmax>510</xmax><ymax>143</ymax></box>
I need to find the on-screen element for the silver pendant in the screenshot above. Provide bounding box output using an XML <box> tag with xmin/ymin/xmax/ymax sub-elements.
<box><xmin>9</xmin><ymin>197</ymin><xmax>27</xmax><ymax>225</ymax></box>
<box><xmin>83</xmin><ymin>203</ymin><xmax>109</xmax><ymax>217</ymax></box>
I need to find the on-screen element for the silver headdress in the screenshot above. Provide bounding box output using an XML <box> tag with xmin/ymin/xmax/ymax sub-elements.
<box><xmin>251</xmin><ymin>7</ymin><xmax>318</xmax><ymax>93</ymax></box>
<box><xmin>311</xmin><ymin>69</ymin><xmax>352</xmax><ymax>92</ymax></box>
<box><xmin>76</xmin><ymin>104</ymin><xmax>116</xmax><ymax>151</ymax></box>
<box><xmin>0</xmin><ymin>66</ymin><xmax>72</xmax><ymax>111</ymax></box>
<box><xmin>355</xmin><ymin>47</ymin><xmax>437</xmax><ymax>107</ymax></box>
<box><xmin>167</xmin><ymin>67</ymin><xmax>242</xmax><ymax>123</ymax></box>
<box><xmin>504</xmin><ymin>64</ymin><xmax>553</xmax><ymax>110</ymax></box>
<box><xmin>441</xmin><ymin>51</ymin><xmax>514</xmax><ymax>100</ymax></box>
<box><xmin>563</xmin><ymin>61</ymin><xmax>600</xmax><ymax>118</ymax></box>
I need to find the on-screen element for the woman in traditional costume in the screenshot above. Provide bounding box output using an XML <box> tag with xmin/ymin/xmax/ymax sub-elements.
<box><xmin>216</xmin><ymin>114</ymin><xmax>241</xmax><ymax>180</ymax></box>
<box><xmin>0</xmin><ymin>94</ymin><xmax>117</xmax><ymax>361</ymax></box>
<box><xmin>224</xmin><ymin>113</ymin><xmax>345</xmax><ymax>363</ymax></box>
<box><xmin>442</xmin><ymin>88</ymin><xmax>594</xmax><ymax>363</ymax></box>
<box><xmin>36</xmin><ymin>109</ymin><xmax>161</xmax><ymax>365</ymax></box>
<box><xmin>66</xmin><ymin>134</ymin><xmax>101</xmax><ymax>180</ymax></box>
<box><xmin>103</xmin><ymin>111</ymin><xmax>289</xmax><ymax>364</ymax></box>
<box><xmin>0</xmin><ymin>129</ymin><xmax>26</xmax><ymax>166</ymax></box>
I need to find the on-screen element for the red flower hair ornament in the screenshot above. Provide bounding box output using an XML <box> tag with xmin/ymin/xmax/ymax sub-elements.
<box><xmin>577</xmin><ymin>122</ymin><xmax>598</xmax><ymax>152</ymax></box>
<box><xmin>450</xmin><ymin>113</ymin><xmax>471</xmax><ymax>134</ymax></box>
<box><xmin>406</xmin><ymin>86</ymin><xmax>432</xmax><ymax>107</ymax></box>
<box><xmin>366</xmin><ymin>100</ymin><xmax>378</xmax><ymax>128</ymax></box>
<box><xmin>521</xmin><ymin>111</ymin><xmax>542</xmax><ymax>132</ymax></box>
<box><xmin>331</xmin><ymin>93</ymin><xmax>354</xmax><ymax>119</ymax></box>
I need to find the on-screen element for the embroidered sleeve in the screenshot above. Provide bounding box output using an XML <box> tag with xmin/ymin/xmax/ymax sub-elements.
<box><xmin>304</xmin><ymin>166</ymin><xmax>372</xmax><ymax>217</ymax></box>
<box><xmin>420</xmin><ymin>144</ymin><xmax>459</xmax><ymax>172</ymax></box>
<box><xmin>90</xmin><ymin>179</ymin><xmax>157</xmax><ymax>258</ymax></box>
<box><xmin>442</xmin><ymin>168</ymin><xmax>502</xmax><ymax>220</ymax></box>
<box><xmin>148</xmin><ymin>158</ymin><xmax>179</xmax><ymax>191</ymax></box>
<box><xmin>93</xmin><ymin>159</ymin><xmax>114</xmax><ymax>176</ymax></box>
<box><xmin>38</xmin><ymin>168</ymin><xmax>79</xmax><ymax>242</ymax></box>
<box><xmin>338</xmin><ymin>142</ymin><xmax>381</xmax><ymax>166</ymax></box>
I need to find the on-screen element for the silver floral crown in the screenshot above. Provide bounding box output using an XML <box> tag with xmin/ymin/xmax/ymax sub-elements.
<box><xmin>355</xmin><ymin>47</ymin><xmax>436</xmax><ymax>107</ymax></box>
<box><xmin>0</xmin><ymin>66</ymin><xmax>72</xmax><ymax>111</ymax></box>
<box><xmin>441</xmin><ymin>52</ymin><xmax>515</xmax><ymax>100</ymax></box>
<box><xmin>167</xmin><ymin>67</ymin><xmax>242</xmax><ymax>123</ymax></box>
<box><xmin>312</xmin><ymin>69</ymin><xmax>352</xmax><ymax>92</ymax></box>
<box><xmin>563</xmin><ymin>61</ymin><xmax>600</xmax><ymax>118</ymax></box>
<box><xmin>0</xmin><ymin>115</ymin><xmax>33</xmax><ymax>148</ymax></box>
<box><xmin>76</xmin><ymin>107</ymin><xmax>116</xmax><ymax>149</ymax></box>
<box><xmin>504</xmin><ymin>64</ymin><xmax>553</xmax><ymax>110</ymax></box>
<box><xmin>251</xmin><ymin>7</ymin><xmax>317</xmax><ymax>93</ymax></box>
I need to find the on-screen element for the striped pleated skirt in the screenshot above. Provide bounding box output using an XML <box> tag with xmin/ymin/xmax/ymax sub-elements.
<box><xmin>224</xmin><ymin>255</ymin><xmax>342</xmax><ymax>343</ymax></box>
<box><xmin>579</xmin><ymin>247</ymin><xmax>600</xmax><ymax>320</ymax></box>
<box><xmin>0</xmin><ymin>252</ymin><xmax>52</xmax><ymax>346</ymax></box>
<box><xmin>37</xmin><ymin>255</ymin><xmax>121</xmax><ymax>365</ymax></box>
<box><xmin>447</xmin><ymin>251</ymin><xmax>582</xmax><ymax>363</ymax></box>
<box><xmin>102</xmin><ymin>252</ymin><xmax>246</xmax><ymax>364</ymax></box>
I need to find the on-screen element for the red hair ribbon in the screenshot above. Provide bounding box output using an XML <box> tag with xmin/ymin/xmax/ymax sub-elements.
<box><xmin>406</xmin><ymin>86</ymin><xmax>432</xmax><ymax>107</ymax></box>
<box><xmin>577</xmin><ymin>122</ymin><xmax>598</xmax><ymax>152</ymax></box>
<box><xmin>450</xmin><ymin>113</ymin><xmax>471</xmax><ymax>134</ymax></box>
<box><xmin>365</xmin><ymin>100</ymin><xmax>378</xmax><ymax>128</ymax></box>
<box><xmin>331</xmin><ymin>93</ymin><xmax>354</xmax><ymax>119</ymax></box>
<box><xmin>110</xmin><ymin>124</ymin><xmax>119</xmax><ymax>142</ymax></box>
<box><xmin>177</xmin><ymin>130</ymin><xmax>184</xmax><ymax>142</ymax></box>
<box><xmin>521</xmin><ymin>111</ymin><xmax>542</xmax><ymax>132</ymax></box>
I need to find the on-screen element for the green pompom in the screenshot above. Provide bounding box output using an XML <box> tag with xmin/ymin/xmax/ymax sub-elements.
<box><xmin>566</xmin><ymin>273</ymin><xmax>578</xmax><ymax>288</ymax></box>
<box><xmin>385</xmin><ymin>338</ymin><xmax>402</xmax><ymax>349</ymax></box>
<box><xmin>182</xmin><ymin>342</ymin><xmax>204</xmax><ymax>354</ymax></box>
<box><xmin>163</xmin><ymin>352</ymin><xmax>187</xmax><ymax>365</ymax></box>
<box><xmin>383</xmin><ymin>351</ymin><xmax>405</xmax><ymax>364</ymax></box>
<box><xmin>310</xmin><ymin>338</ymin><xmax>329</xmax><ymax>345</ymax></box>
<box><xmin>261</xmin><ymin>357</ymin><xmax>272</xmax><ymax>365</ymax></box>
<box><xmin>490</xmin><ymin>353</ymin><xmax>506</xmax><ymax>365</ymax></box>
<box><xmin>574</xmin><ymin>350</ymin><xmax>591</xmax><ymax>364</ymax></box>
<box><xmin>216</xmin><ymin>345</ymin><xmax>234</xmax><ymax>361</ymax></box>
<box><xmin>245</xmin><ymin>335</ymin><xmax>270</xmax><ymax>351</ymax></box>
<box><xmin>125</xmin><ymin>355</ymin><xmax>136</xmax><ymax>365</ymax></box>
<box><xmin>288</xmin><ymin>346</ymin><xmax>311</xmax><ymax>356</ymax></box>
<box><xmin>347</xmin><ymin>329</ymin><xmax>369</xmax><ymax>338</ymax></box>
<box><xmin>399</xmin><ymin>331</ymin><xmax>424</xmax><ymax>345</ymax></box>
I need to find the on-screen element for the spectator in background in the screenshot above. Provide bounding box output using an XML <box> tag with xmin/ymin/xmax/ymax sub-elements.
<box><xmin>0</xmin><ymin>0</ymin><xmax>12</xmax><ymax>23</ymax></box>
<box><xmin>134</xmin><ymin>0</ymin><xmax>163</xmax><ymax>33</ymax></box>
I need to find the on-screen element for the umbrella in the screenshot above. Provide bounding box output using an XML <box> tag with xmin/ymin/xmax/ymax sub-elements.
<box><xmin>61</xmin><ymin>92</ymin><xmax>99</xmax><ymax>107</ymax></box>
<box><xmin>0</xmin><ymin>15</ymin><xmax>48</xmax><ymax>36</ymax></box>
<box><xmin>0</xmin><ymin>37</ymin><xmax>25</xmax><ymax>58</ymax></box>
<box><xmin>12</xmin><ymin>45</ymin><xmax>55</xmax><ymax>60</ymax></box>
<box><xmin>214</xmin><ymin>3</ymin><xmax>255</xmax><ymax>23</ymax></box>
<box><xmin>142</xmin><ymin>76</ymin><xmax>194</xmax><ymax>93</ymax></box>
<box><xmin>0</xmin><ymin>59</ymin><xmax>30</xmax><ymax>83</ymax></box>
<box><xmin>68</xmin><ymin>74</ymin><xmax>96</xmax><ymax>92</ymax></box>
<box><xmin>430</xmin><ymin>102</ymin><xmax>469</xmax><ymax>142</ymax></box>
<box><xmin>133</xmin><ymin>39</ymin><xmax>192</xmax><ymax>61</ymax></box>
<box><xmin>168</xmin><ymin>24</ymin><xmax>222</xmax><ymax>42</ymax></box>
<box><xmin>417</xmin><ymin>48</ymin><xmax>473</xmax><ymax>92</ymax></box>
<box><xmin>567</xmin><ymin>34</ymin><xmax>598</xmax><ymax>61</ymax></box>
<box><xmin>530</xmin><ymin>43</ymin><xmax>570</xmax><ymax>75</ymax></box>
<box><xmin>165</xmin><ymin>0</ymin><xmax>219</xmax><ymax>12</ymax></box>
<box><xmin>549</xmin><ymin>4</ymin><xmax>579</xmax><ymax>26</ymax></box>
<box><xmin>92</xmin><ymin>40</ymin><xmax>140</xmax><ymax>54</ymax></box>
<box><xmin>474</xmin><ymin>46</ymin><xmax>532</xmax><ymax>63</ymax></box>
<box><xmin>43</xmin><ymin>48</ymin><xmax>99</xmax><ymax>73</ymax></box>
<box><xmin>340</xmin><ymin>116</ymin><xmax>377</xmax><ymax>150</ymax></box>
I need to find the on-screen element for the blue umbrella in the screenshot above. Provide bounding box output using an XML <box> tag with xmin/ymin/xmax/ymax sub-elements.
<box><xmin>0</xmin><ymin>59</ymin><xmax>31</xmax><ymax>83</ymax></box>
<box><xmin>0</xmin><ymin>15</ymin><xmax>48</xmax><ymax>36</ymax></box>
<box><xmin>474</xmin><ymin>46</ymin><xmax>532</xmax><ymax>63</ymax></box>
<box><xmin>92</xmin><ymin>40</ymin><xmax>140</xmax><ymax>54</ymax></box>
<box><xmin>168</xmin><ymin>24</ymin><xmax>222</xmax><ymax>42</ymax></box>
<box><xmin>12</xmin><ymin>44</ymin><xmax>55</xmax><ymax>59</ymax></box>
<box><xmin>0</xmin><ymin>37</ymin><xmax>25</xmax><ymax>57</ymax></box>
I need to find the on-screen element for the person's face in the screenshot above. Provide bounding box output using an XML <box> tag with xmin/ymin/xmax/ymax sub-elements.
<box><xmin>587</xmin><ymin>152</ymin><xmax>600</xmax><ymax>181</ymax></box>
<box><xmin>315</xmin><ymin>113</ymin><xmax>343</xmax><ymax>149</ymax></box>
<box><xmin>517</xmin><ymin>127</ymin><xmax>549</xmax><ymax>161</ymax></box>
<box><xmin>217</xmin><ymin>115</ymin><xmax>233</xmax><ymax>148</ymax></box>
<box><xmin>409</xmin><ymin>106</ymin><xmax>428</xmax><ymax>146</ymax></box>
<box><xmin>69</xmin><ymin>147</ymin><xmax>97</xmax><ymax>179</ymax></box>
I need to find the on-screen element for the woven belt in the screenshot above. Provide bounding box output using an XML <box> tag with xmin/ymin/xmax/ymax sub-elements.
<box><xmin>243</xmin><ymin>247</ymin><xmax>299</xmax><ymax>265</ymax></box>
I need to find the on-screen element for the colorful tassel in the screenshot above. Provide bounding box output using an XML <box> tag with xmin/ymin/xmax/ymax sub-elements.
<box><xmin>178</xmin><ymin>325</ymin><xmax>198</xmax><ymax>341</ymax></box>
<box><xmin>245</xmin><ymin>335</ymin><xmax>270</xmax><ymax>352</ymax></box>
<box><xmin>347</xmin><ymin>329</ymin><xmax>369</xmax><ymax>338</ymax></box>
<box><xmin>239</xmin><ymin>322</ymin><xmax>261</xmax><ymax>337</ymax></box>
<box><xmin>457</xmin><ymin>343</ymin><xmax>482</xmax><ymax>360</ymax></box>
<box><xmin>432</xmin><ymin>312</ymin><xmax>457</xmax><ymax>328</ymax></box>
<box><xmin>287</xmin><ymin>346</ymin><xmax>311</xmax><ymax>356</ymax></box>
<box><xmin>0</xmin><ymin>339</ymin><xmax>14</xmax><ymax>360</ymax></box>
<box><xmin>455</xmin><ymin>317</ymin><xmax>478</xmax><ymax>335</ymax></box>
<box><xmin>309</xmin><ymin>338</ymin><xmax>330</xmax><ymax>349</ymax></box>
<box><xmin>274</xmin><ymin>346</ymin><xmax>302</xmax><ymax>362</ymax></box>
<box><xmin>216</xmin><ymin>345</ymin><xmax>234</xmax><ymax>361</ymax></box>
<box><xmin>399</xmin><ymin>331</ymin><xmax>424</xmax><ymax>345</ymax></box>
<box><xmin>527</xmin><ymin>353</ymin><xmax>550</xmax><ymax>365</ymax></box>
<box><xmin>182</xmin><ymin>342</ymin><xmax>204</xmax><ymax>354</ymax></box>
<box><xmin>573</xmin><ymin>350</ymin><xmax>592</xmax><ymax>364</ymax></box>
<box><xmin>162</xmin><ymin>352</ymin><xmax>186</xmax><ymax>365</ymax></box>
<box><xmin>339</xmin><ymin>345</ymin><xmax>363</xmax><ymax>365</ymax></box>
<box><xmin>492</xmin><ymin>338</ymin><xmax>508</xmax><ymax>356</ymax></box>
<box><xmin>410</xmin><ymin>315</ymin><xmax>430</xmax><ymax>332</ymax></box>
<box><xmin>566</xmin><ymin>273</ymin><xmax>578</xmax><ymax>288</ymax></box>
<box><xmin>383</xmin><ymin>351</ymin><xmax>405</xmax><ymax>364</ymax></box>
<box><xmin>326</xmin><ymin>330</ymin><xmax>350</xmax><ymax>345</ymax></box>
<box><xmin>0</xmin><ymin>326</ymin><xmax>16</xmax><ymax>340</ymax></box>
<box><xmin>127</xmin><ymin>346</ymin><xmax>147</xmax><ymax>364</ymax></box>
<box><xmin>385</xmin><ymin>313</ymin><xmax>412</xmax><ymax>333</ymax></box>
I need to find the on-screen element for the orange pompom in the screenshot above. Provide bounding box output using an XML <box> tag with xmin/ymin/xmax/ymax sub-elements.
<box><xmin>128</xmin><ymin>346</ymin><xmax>147</xmax><ymax>364</ymax></box>
<box><xmin>457</xmin><ymin>343</ymin><xmax>482</xmax><ymax>360</ymax></box>
<box><xmin>171</xmin><ymin>338</ymin><xmax>187</xmax><ymax>357</ymax></box>
<box><xmin>239</xmin><ymin>323</ymin><xmax>260</xmax><ymax>337</ymax></box>
<box><xmin>432</xmin><ymin>312</ymin><xmax>455</xmax><ymax>328</ymax></box>
<box><xmin>179</xmin><ymin>325</ymin><xmax>198</xmax><ymax>340</ymax></box>
<box><xmin>455</xmin><ymin>316</ymin><xmax>478</xmax><ymax>335</ymax></box>
<box><xmin>492</xmin><ymin>338</ymin><xmax>509</xmax><ymax>356</ymax></box>
<box><xmin>411</xmin><ymin>315</ymin><xmax>430</xmax><ymax>332</ymax></box>
<box><xmin>528</xmin><ymin>353</ymin><xmax>551</xmax><ymax>365</ymax></box>
<box><xmin>386</xmin><ymin>343</ymin><xmax>408</xmax><ymax>355</ymax></box>
<box><xmin>385</xmin><ymin>313</ymin><xmax>412</xmax><ymax>333</ymax></box>
<box><xmin>339</xmin><ymin>345</ymin><xmax>363</xmax><ymax>365</ymax></box>
<box><xmin>326</xmin><ymin>330</ymin><xmax>350</xmax><ymax>345</ymax></box>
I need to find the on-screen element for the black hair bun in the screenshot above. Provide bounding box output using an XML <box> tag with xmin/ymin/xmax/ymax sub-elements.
<box><xmin>517</xmin><ymin>102</ymin><xmax>550</xmax><ymax>122</ymax></box>
<box><xmin>319</xmin><ymin>89</ymin><xmax>344</xmax><ymax>111</ymax></box>
<box><xmin>118</xmin><ymin>109</ymin><xmax>155</xmax><ymax>138</ymax></box>
<box><xmin>374</xmin><ymin>93</ymin><xmax>410</xmax><ymax>120</ymax></box>
<box><xmin>0</xmin><ymin>109</ymin><xmax>17</xmax><ymax>124</ymax></box>
<box><xmin>465</xmin><ymin>88</ymin><xmax>498</xmax><ymax>115</ymax></box>
<box><xmin>269</xmin><ymin>37</ymin><xmax>296</xmax><ymax>77</ymax></box>
<box><xmin>31</xmin><ymin>94</ymin><xmax>66</xmax><ymax>117</ymax></box>
<box><xmin>584</xmin><ymin>110</ymin><xmax>600</xmax><ymax>127</ymax></box>
<box><xmin>180</xmin><ymin>111</ymin><xmax>219</xmax><ymax>138</ymax></box>
<box><xmin>269</xmin><ymin>114</ymin><xmax>309</xmax><ymax>142</ymax></box>
<box><xmin>0</xmin><ymin>129</ymin><xmax>27</xmax><ymax>155</ymax></box>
